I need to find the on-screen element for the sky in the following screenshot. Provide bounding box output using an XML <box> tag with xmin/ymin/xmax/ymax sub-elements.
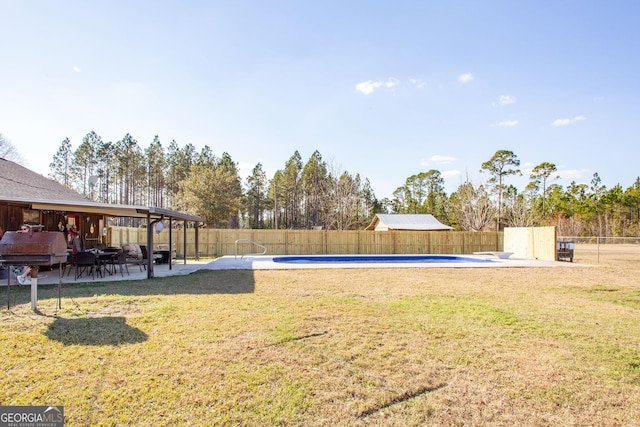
<box><xmin>1</xmin><ymin>1</ymin><xmax>639</xmax><ymax>199</ymax></box>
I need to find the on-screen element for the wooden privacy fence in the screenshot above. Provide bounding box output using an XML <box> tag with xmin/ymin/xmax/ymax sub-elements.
<box><xmin>108</xmin><ymin>227</ymin><xmax>503</xmax><ymax>258</ymax></box>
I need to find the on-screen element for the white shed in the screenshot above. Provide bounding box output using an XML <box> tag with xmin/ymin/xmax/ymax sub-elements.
<box><xmin>365</xmin><ymin>214</ymin><xmax>452</xmax><ymax>231</ymax></box>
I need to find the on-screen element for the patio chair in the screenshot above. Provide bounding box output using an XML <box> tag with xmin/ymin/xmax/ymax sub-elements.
<box><xmin>123</xmin><ymin>244</ymin><xmax>144</xmax><ymax>270</ymax></box>
<box><xmin>139</xmin><ymin>245</ymin><xmax>162</xmax><ymax>270</ymax></box>
<box><xmin>108</xmin><ymin>251</ymin><xmax>130</xmax><ymax>277</ymax></box>
<box><xmin>75</xmin><ymin>251</ymin><xmax>100</xmax><ymax>280</ymax></box>
<box><xmin>64</xmin><ymin>252</ymin><xmax>77</xmax><ymax>277</ymax></box>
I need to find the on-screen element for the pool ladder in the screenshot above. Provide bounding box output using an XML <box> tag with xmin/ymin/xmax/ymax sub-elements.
<box><xmin>234</xmin><ymin>239</ymin><xmax>267</xmax><ymax>259</ymax></box>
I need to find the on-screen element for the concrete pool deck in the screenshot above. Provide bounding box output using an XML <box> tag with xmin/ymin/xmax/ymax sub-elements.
<box><xmin>3</xmin><ymin>254</ymin><xmax>584</xmax><ymax>287</ymax></box>
<box><xmin>204</xmin><ymin>254</ymin><xmax>584</xmax><ymax>270</ymax></box>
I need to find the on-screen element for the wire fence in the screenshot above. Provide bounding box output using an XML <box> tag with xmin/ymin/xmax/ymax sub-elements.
<box><xmin>558</xmin><ymin>236</ymin><xmax>640</xmax><ymax>264</ymax></box>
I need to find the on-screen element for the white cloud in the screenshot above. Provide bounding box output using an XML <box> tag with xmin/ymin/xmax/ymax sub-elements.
<box><xmin>355</xmin><ymin>77</ymin><xmax>399</xmax><ymax>95</ymax></box>
<box><xmin>441</xmin><ymin>169</ymin><xmax>462</xmax><ymax>179</ymax></box>
<box><xmin>384</xmin><ymin>77</ymin><xmax>399</xmax><ymax>89</ymax></box>
<box><xmin>498</xmin><ymin>120</ymin><xmax>519</xmax><ymax>127</ymax></box>
<box><xmin>355</xmin><ymin>80</ymin><xmax>382</xmax><ymax>95</ymax></box>
<box><xmin>553</xmin><ymin>116</ymin><xmax>587</xmax><ymax>126</ymax></box>
<box><xmin>499</xmin><ymin>95</ymin><xmax>516</xmax><ymax>105</ymax></box>
<box><xmin>558</xmin><ymin>168</ymin><xmax>590</xmax><ymax>180</ymax></box>
<box><xmin>458</xmin><ymin>72</ymin><xmax>473</xmax><ymax>83</ymax></box>
<box><xmin>429</xmin><ymin>155</ymin><xmax>457</xmax><ymax>164</ymax></box>
<box><xmin>553</xmin><ymin>118</ymin><xmax>571</xmax><ymax>126</ymax></box>
<box><xmin>409</xmin><ymin>78</ymin><xmax>426</xmax><ymax>89</ymax></box>
<box><xmin>72</xmin><ymin>66</ymin><xmax>81</xmax><ymax>73</ymax></box>
<box><xmin>420</xmin><ymin>155</ymin><xmax>458</xmax><ymax>167</ymax></box>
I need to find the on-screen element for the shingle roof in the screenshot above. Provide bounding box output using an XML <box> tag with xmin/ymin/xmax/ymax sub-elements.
<box><xmin>0</xmin><ymin>158</ymin><xmax>90</xmax><ymax>202</ymax></box>
<box><xmin>0</xmin><ymin>158</ymin><xmax>205</xmax><ymax>222</ymax></box>
<box><xmin>365</xmin><ymin>214</ymin><xmax>452</xmax><ymax>231</ymax></box>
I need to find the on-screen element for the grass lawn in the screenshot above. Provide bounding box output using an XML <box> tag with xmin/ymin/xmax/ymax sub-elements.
<box><xmin>2</xmin><ymin>246</ymin><xmax>640</xmax><ymax>426</ymax></box>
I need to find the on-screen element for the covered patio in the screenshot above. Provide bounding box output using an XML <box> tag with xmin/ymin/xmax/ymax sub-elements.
<box><xmin>1</xmin><ymin>158</ymin><xmax>206</xmax><ymax>310</ymax></box>
<box><xmin>1</xmin><ymin>158</ymin><xmax>205</xmax><ymax>280</ymax></box>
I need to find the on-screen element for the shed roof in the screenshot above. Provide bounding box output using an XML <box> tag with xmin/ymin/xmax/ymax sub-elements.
<box><xmin>0</xmin><ymin>158</ymin><xmax>205</xmax><ymax>222</ymax></box>
<box><xmin>365</xmin><ymin>214</ymin><xmax>452</xmax><ymax>231</ymax></box>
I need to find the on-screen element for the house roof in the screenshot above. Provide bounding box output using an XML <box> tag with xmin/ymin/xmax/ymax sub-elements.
<box><xmin>0</xmin><ymin>158</ymin><xmax>205</xmax><ymax>223</ymax></box>
<box><xmin>1</xmin><ymin>158</ymin><xmax>90</xmax><ymax>202</ymax></box>
<box><xmin>365</xmin><ymin>214</ymin><xmax>452</xmax><ymax>231</ymax></box>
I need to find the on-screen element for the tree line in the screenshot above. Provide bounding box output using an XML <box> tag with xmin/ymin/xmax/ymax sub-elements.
<box><xmin>47</xmin><ymin>131</ymin><xmax>378</xmax><ymax>229</ymax></box>
<box><xmin>45</xmin><ymin>132</ymin><xmax>640</xmax><ymax>236</ymax></box>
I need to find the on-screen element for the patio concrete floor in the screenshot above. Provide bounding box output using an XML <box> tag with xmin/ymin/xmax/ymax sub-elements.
<box><xmin>1</xmin><ymin>259</ymin><xmax>212</xmax><ymax>287</ymax></box>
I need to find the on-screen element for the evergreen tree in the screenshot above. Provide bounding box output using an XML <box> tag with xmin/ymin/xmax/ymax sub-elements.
<box><xmin>480</xmin><ymin>150</ymin><xmax>521</xmax><ymax>230</ymax></box>
<box><xmin>279</xmin><ymin>151</ymin><xmax>303</xmax><ymax>228</ymax></box>
<box><xmin>527</xmin><ymin>162</ymin><xmax>559</xmax><ymax>220</ymax></box>
<box><xmin>301</xmin><ymin>150</ymin><xmax>328</xmax><ymax>229</ymax></box>
<box><xmin>114</xmin><ymin>134</ymin><xmax>146</xmax><ymax>205</ymax></box>
<box><xmin>166</xmin><ymin>141</ymin><xmax>195</xmax><ymax>210</ymax></box>
<box><xmin>95</xmin><ymin>140</ymin><xmax>117</xmax><ymax>203</ymax></box>
<box><xmin>48</xmin><ymin>137</ymin><xmax>73</xmax><ymax>187</ymax></box>
<box><xmin>623</xmin><ymin>178</ymin><xmax>640</xmax><ymax>234</ymax></box>
<box><xmin>145</xmin><ymin>136</ymin><xmax>166</xmax><ymax>207</ymax></box>
<box><xmin>245</xmin><ymin>163</ymin><xmax>268</xmax><ymax>228</ymax></box>
<box><xmin>72</xmin><ymin>131</ymin><xmax>102</xmax><ymax>198</ymax></box>
<box><xmin>179</xmin><ymin>154</ymin><xmax>243</xmax><ymax>228</ymax></box>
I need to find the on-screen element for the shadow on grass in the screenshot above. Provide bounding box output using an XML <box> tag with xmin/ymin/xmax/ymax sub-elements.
<box><xmin>4</xmin><ymin>270</ymin><xmax>256</xmax><ymax>308</ymax></box>
<box><xmin>44</xmin><ymin>316</ymin><xmax>148</xmax><ymax>346</ymax></box>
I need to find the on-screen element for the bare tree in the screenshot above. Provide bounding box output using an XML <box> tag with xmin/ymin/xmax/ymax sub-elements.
<box><xmin>449</xmin><ymin>182</ymin><xmax>496</xmax><ymax>231</ymax></box>
<box><xmin>325</xmin><ymin>171</ymin><xmax>362</xmax><ymax>230</ymax></box>
<box><xmin>554</xmin><ymin>214</ymin><xmax>583</xmax><ymax>237</ymax></box>
<box><xmin>503</xmin><ymin>185</ymin><xmax>537</xmax><ymax>227</ymax></box>
<box><xmin>0</xmin><ymin>133</ymin><xmax>24</xmax><ymax>163</ymax></box>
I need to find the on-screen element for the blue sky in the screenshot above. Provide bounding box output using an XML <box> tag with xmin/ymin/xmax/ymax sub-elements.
<box><xmin>1</xmin><ymin>1</ymin><xmax>638</xmax><ymax>198</ymax></box>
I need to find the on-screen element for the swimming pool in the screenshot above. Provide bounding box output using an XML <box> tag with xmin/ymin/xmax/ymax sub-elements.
<box><xmin>272</xmin><ymin>254</ymin><xmax>495</xmax><ymax>264</ymax></box>
<box><xmin>206</xmin><ymin>254</ymin><xmax>567</xmax><ymax>270</ymax></box>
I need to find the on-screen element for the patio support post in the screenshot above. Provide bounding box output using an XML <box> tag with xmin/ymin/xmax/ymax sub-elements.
<box><xmin>147</xmin><ymin>215</ymin><xmax>165</xmax><ymax>279</ymax></box>
<box><xmin>168</xmin><ymin>218</ymin><xmax>173</xmax><ymax>270</ymax></box>
<box><xmin>183</xmin><ymin>220</ymin><xmax>187</xmax><ymax>265</ymax></box>
<box><xmin>195</xmin><ymin>222</ymin><xmax>200</xmax><ymax>261</ymax></box>
<box><xmin>147</xmin><ymin>213</ymin><xmax>154</xmax><ymax>279</ymax></box>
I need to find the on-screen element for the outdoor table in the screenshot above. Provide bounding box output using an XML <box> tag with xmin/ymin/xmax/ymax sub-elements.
<box><xmin>96</xmin><ymin>251</ymin><xmax>118</xmax><ymax>276</ymax></box>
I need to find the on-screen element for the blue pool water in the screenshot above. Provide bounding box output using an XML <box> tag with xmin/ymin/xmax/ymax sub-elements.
<box><xmin>272</xmin><ymin>255</ymin><xmax>495</xmax><ymax>264</ymax></box>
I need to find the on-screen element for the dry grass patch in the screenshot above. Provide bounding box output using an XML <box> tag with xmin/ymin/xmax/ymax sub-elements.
<box><xmin>2</xmin><ymin>250</ymin><xmax>640</xmax><ymax>426</ymax></box>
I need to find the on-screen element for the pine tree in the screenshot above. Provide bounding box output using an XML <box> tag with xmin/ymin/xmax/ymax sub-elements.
<box><xmin>49</xmin><ymin>137</ymin><xmax>73</xmax><ymax>187</ymax></box>
<box><xmin>480</xmin><ymin>150</ymin><xmax>521</xmax><ymax>230</ymax></box>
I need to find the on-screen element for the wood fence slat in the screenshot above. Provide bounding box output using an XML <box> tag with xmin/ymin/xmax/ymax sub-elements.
<box><xmin>108</xmin><ymin>227</ymin><xmax>503</xmax><ymax>258</ymax></box>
